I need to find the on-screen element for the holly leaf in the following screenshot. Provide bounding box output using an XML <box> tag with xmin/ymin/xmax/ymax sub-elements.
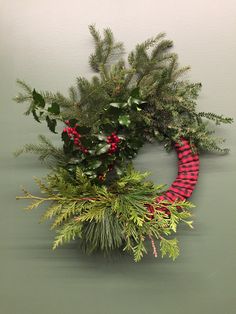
<box><xmin>117</xmin><ymin>134</ymin><xmax>125</xmax><ymax>140</ymax></box>
<box><xmin>68</xmin><ymin>119</ymin><xmax>78</xmax><ymax>127</ymax></box>
<box><xmin>32</xmin><ymin>89</ymin><xmax>45</xmax><ymax>108</ymax></box>
<box><xmin>88</xmin><ymin>149</ymin><xmax>96</xmax><ymax>155</ymax></box>
<box><xmin>96</xmin><ymin>143</ymin><xmax>110</xmax><ymax>155</ymax></box>
<box><xmin>84</xmin><ymin>171</ymin><xmax>97</xmax><ymax>179</ymax></box>
<box><xmin>96</xmin><ymin>134</ymin><xmax>107</xmax><ymax>141</ymax></box>
<box><xmin>127</xmin><ymin>96</ymin><xmax>142</xmax><ymax>108</ymax></box>
<box><xmin>109</xmin><ymin>102</ymin><xmax>122</xmax><ymax>108</ymax></box>
<box><xmin>109</xmin><ymin>102</ymin><xmax>128</xmax><ymax>109</ymax></box>
<box><xmin>89</xmin><ymin>160</ymin><xmax>102</xmax><ymax>169</ymax></box>
<box><xmin>62</xmin><ymin>131</ymin><xmax>70</xmax><ymax>142</ymax></box>
<box><xmin>118</xmin><ymin>114</ymin><xmax>131</xmax><ymax>127</ymax></box>
<box><xmin>46</xmin><ymin>116</ymin><xmax>57</xmax><ymax>133</ymax></box>
<box><xmin>130</xmin><ymin>87</ymin><xmax>140</xmax><ymax>98</ymax></box>
<box><xmin>48</xmin><ymin>102</ymin><xmax>60</xmax><ymax>115</ymax></box>
<box><xmin>115</xmin><ymin>166</ymin><xmax>123</xmax><ymax>176</ymax></box>
<box><xmin>32</xmin><ymin>110</ymin><xmax>40</xmax><ymax>123</ymax></box>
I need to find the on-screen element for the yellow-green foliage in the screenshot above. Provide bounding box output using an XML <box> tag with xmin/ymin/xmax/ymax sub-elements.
<box><xmin>17</xmin><ymin>165</ymin><xmax>194</xmax><ymax>262</ymax></box>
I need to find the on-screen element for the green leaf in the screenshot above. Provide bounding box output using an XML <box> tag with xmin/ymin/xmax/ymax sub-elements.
<box><xmin>130</xmin><ymin>87</ymin><xmax>140</xmax><ymax>98</ymax></box>
<box><xmin>46</xmin><ymin>116</ymin><xmax>57</xmax><ymax>133</ymax></box>
<box><xmin>89</xmin><ymin>160</ymin><xmax>102</xmax><ymax>169</ymax></box>
<box><xmin>96</xmin><ymin>143</ymin><xmax>110</xmax><ymax>155</ymax></box>
<box><xmin>88</xmin><ymin>149</ymin><xmax>96</xmax><ymax>155</ymax></box>
<box><xmin>84</xmin><ymin>171</ymin><xmax>97</xmax><ymax>179</ymax></box>
<box><xmin>96</xmin><ymin>134</ymin><xmax>107</xmax><ymax>141</ymax></box>
<box><xmin>127</xmin><ymin>96</ymin><xmax>142</xmax><ymax>108</ymax></box>
<box><xmin>132</xmin><ymin>98</ymin><xmax>142</xmax><ymax>106</ymax></box>
<box><xmin>48</xmin><ymin>102</ymin><xmax>60</xmax><ymax>115</ymax></box>
<box><xmin>109</xmin><ymin>102</ymin><xmax>122</xmax><ymax>108</ymax></box>
<box><xmin>118</xmin><ymin>114</ymin><xmax>131</xmax><ymax>127</ymax></box>
<box><xmin>115</xmin><ymin>166</ymin><xmax>123</xmax><ymax>176</ymax></box>
<box><xmin>32</xmin><ymin>110</ymin><xmax>40</xmax><ymax>123</ymax></box>
<box><xmin>117</xmin><ymin>134</ymin><xmax>125</xmax><ymax>140</ymax></box>
<box><xmin>109</xmin><ymin>102</ymin><xmax>127</xmax><ymax>109</ymax></box>
<box><xmin>68</xmin><ymin>119</ymin><xmax>78</xmax><ymax>127</ymax></box>
<box><xmin>62</xmin><ymin>130</ymin><xmax>70</xmax><ymax>142</ymax></box>
<box><xmin>32</xmin><ymin>89</ymin><xmax>45</xmax><ymax>108</ymax></box>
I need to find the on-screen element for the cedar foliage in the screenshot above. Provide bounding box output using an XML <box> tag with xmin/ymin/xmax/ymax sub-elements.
<box><xmin>17</xmin><ymin>165</ymin><xmax>194</xmax><ymax>262</ymax></box>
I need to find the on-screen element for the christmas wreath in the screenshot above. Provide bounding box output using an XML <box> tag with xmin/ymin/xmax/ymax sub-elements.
<box><xmin>15</xmin><ymin>26</ymin><xmax>233</xmax><ymax>261</ymax></box>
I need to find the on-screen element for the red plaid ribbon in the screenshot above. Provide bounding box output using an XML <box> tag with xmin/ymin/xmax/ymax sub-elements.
<box><xmin>148</xmin><ymin>138</ymin><xmax>199</xmax><ymax>214</ymax></box>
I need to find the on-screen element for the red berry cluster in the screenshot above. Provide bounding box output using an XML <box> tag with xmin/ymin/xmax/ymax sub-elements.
<box><xmin>106</xmin><ymin>132</ymin><xmax>120</xmax><ymax>155</ymax></box>
<box><xmin>63</xmin><ymin>121</ymin><xmax>88</xmax><ymax>154</ymax></box>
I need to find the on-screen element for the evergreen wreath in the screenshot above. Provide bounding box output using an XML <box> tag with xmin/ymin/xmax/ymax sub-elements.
<box><xmin>15</xmin><ymin>26</ymin><xmax>233</xmax><ymax>262</ymax></box>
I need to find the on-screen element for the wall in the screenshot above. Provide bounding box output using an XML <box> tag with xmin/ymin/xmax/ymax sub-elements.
<box><xmin>0</xmin><ymin>1</ymin><xmax>236</xmax><ymax>314</ymax></box>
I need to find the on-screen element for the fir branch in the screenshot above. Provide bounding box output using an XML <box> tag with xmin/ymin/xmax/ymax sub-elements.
<box><xmin>198</xmin><ymin>112</ymin><xmax>233</xmax><ymax>125</ymax></box>
<box><xmin>88</xmin><ymin>24</ymin><xmax>124</xmax><ymax>72</ymax></box>
<box><xmin>14</xmin><ymin>135</ymin><xmax>67</xmax><ymax>166</ymax></box>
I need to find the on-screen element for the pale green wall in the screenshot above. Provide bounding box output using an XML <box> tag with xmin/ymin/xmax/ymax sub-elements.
<box><xmin>0</xmin><ymin>1</ymin><xmax>236</xmax><ymax>314</ymax></box>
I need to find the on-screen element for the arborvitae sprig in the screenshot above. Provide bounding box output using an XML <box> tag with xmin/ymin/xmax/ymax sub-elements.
<box><xmin>16</xmin><ymin>166</ymin><xmax>194</xmax><ymax>262</ymax></box>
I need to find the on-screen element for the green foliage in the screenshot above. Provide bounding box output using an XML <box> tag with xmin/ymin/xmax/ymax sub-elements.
<box><xmin>14</xmin><ymin>25</ymin><xmax>232</xmax><ymax>261</ymax></box>
<box><xmin>17</xmin><ymin>166</ymin><xmax>194</xmax><ymax>261</ymax></box>
<box><xmin>14</xmin><ymin>25</ymin><xmax>233</xmax><ymax>157</ymax></box>
<box><xmin>88</xmin><ymin>24</ymin><xmax>124</xmax><ymax>72</ymax></box>
<box><xmin>14</xmin><ymin>135</ymin><xmax>67</xmax><ymax>166</ymax></box>
<box><xmin>14</xmin><ymin>84</ymin><xmax>62</xmax><ymax>133</ymax></box>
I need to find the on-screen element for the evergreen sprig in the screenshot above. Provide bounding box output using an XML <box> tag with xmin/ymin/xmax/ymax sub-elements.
<box><xmin>14</xmin><ymin>135</ymin><xmax>67</xmax><ymax>167</ymax></box>
<box><xmin>14</xmin><ymin>25</ymin><xmax>233</xmax><ymax>157</ymax></box>
<box><xmin>17</xmin><ymin>166</ymin><xmax>194</xmax><ymax>262</ymax></box>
